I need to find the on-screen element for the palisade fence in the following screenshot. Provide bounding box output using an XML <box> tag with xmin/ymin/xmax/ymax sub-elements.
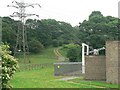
<box><xmin>18</xmin><ymin>63</ymin><xmax>53</xmax><ymax>71</ymax></box>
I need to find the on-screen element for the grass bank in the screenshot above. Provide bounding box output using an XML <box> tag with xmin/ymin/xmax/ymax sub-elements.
<box><xmin>11</xmin><ymin>47</ymin><xmax>119</xmax><ymax>88</ymax></box>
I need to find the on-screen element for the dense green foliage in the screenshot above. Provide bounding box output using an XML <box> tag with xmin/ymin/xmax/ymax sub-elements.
<box><xmin>1</xmin><ymin>44</ymin><xmax>18</xmax><ymax>88</ymax></box>
<box><xmin>67</xmin><ymin>47</ymin><xmax>81</xmax><ymax>62</ymax></box>
<box><xmin>26</xmin><ymin>19</ymin><xmax>77</xmax><ymax>47</ymax></box>
<box><xmin>28</xmin><ymin>39</ymin><xmax>44</xmax><ymax>54</ymax></box>
<box><xmin>2</xmin><ymin>18</ymin><xmax>77</xmax><ymax>54</ymax></box>
<box><xmin>2</xmin><ymin>11</ymin><xmax>119</xmax><ymax>54</ymax></box>
<box><xmin>78</xmin><ymin>11</ymin><xmax>118</xmax><ymax>48</ymax></box>
<box><xmin>2</xmin><ymin>17</ymin><xmax>17</xmax><ymax>52</ymax></box>
<box><xmin>61</xmin><ymin>44</ymin><xmax>82</xmax><ymax>62</ymax></box>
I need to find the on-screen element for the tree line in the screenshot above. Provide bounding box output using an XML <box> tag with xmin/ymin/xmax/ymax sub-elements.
<box><xmin>2</xmin><ymin>11</ymin><xmax>119</xmax><ymax>54</ymax></box>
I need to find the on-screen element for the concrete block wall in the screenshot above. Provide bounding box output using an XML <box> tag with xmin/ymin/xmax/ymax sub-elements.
<box><xmin>85</xmin><ymin>56</ymin><xmax>106</xmax><ymax>81</ymax></box>
<box><xmin>106</xmin><ymin>41</ymin><xmax>120</xmax><ymax>84</ymax></box>
<box><xmin>54</xmin><ymin>62</ymin><xmax>82</xmax><ymax>76</ymax></box>
<box><xmin>85</xmin><ymin>41</ymin><xmax>120</xmax><ymax>84</ymax></box>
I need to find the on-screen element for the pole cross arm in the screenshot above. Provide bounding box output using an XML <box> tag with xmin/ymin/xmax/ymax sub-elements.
<box><xmin>25</xmin><ymin>3</ymin><xmax>41</xmax><ymax>8</ymax></box>
<box><xmin>10</xmin><ymin>12</ymin><xmax>39</xmax><ymax>18</ymax></box>
<box><xmin>10</xmin><ymin>12</ymin><xmax>21</xmax><ymax>17</ymax></box>
<box><xmin>7</xmin><ymin>5</ymin><xmax>19</xmax><ymax>8</ymax></box>
<box><xmin>8</xmin><ymin>1</ymin><xmax>41</xmax><ymax>9</ymax></box>
<box><xmin>25</xmin><ymin>14</ymin><xmax>39</xmax><ymax>18</ymax></box>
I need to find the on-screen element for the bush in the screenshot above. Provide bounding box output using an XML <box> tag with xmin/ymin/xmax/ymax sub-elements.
<box><xmin>1</xmin><ymin>44</ymin><xmax>18</xmax><ymax>88</ymax></box>
<box><xmin>29</xmin><ymin>40</ymin><xmax>44</xmax><ymax>54</ymax></box>
<box><xmin>66</xmin><ymin>44</ymin><xmax>81</xmax><ymax>62</ymax></box>
<box><xmin>63</xmin><ymin>43</ymin><xmax>79</xmax><ymax>49</ymax></box>
<box><xmin>52</xmin><ymin>39</ymin><xmax>59</xmax><ymax>47</ymax></box>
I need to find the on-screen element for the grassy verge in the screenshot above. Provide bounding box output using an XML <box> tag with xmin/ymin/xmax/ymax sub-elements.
<box><xmin>11</xmin><ymin>67</ymin><xmax>119</xmax><ymax>88</ymax></box>
<box><xmin>11</xmin><ymin>67</ymin><xmax>85</xmax><ymax>88</ymax></box>
<box><xmin>68</xmin><ymin>78</ymin><xmax>119</xmax><ymax>88</ymax></box>
<box><xmin>11</xmin><ymin>47</ymin><xmax>119</xmax><ymax>88</ymax></box>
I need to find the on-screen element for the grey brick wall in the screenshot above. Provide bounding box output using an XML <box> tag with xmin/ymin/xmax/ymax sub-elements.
<box><xmin>106</xmin><ymin>41</ymin><xmax>120</xmax><ymax>84</ymax></box>
<box><xmin>54</xmin><ymin>62</ymin><xmax>82</xmax><ymax>76</ymax></box>
<box><xmin>85</xmin><ymin>56</ymin><xmax>106</xmax><ymax>81</ymax></box>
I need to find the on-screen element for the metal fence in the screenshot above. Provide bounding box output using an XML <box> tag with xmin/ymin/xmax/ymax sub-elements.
<box><xmin>54</xmin><ymin>62</ymin><xmax>82</xmax><ymax>76</ymax></box>
<box><xmin>18</xmin><ymin>63</ymin><xmax>53</xmax><ymax>71</ymax></box>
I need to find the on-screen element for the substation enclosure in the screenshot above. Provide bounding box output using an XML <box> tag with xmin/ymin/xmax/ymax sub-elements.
<box><xmin>106</xmin><ymin>41</ymin><xmax>120</xmax><ymax>84</ymax></box>
<box><xmin>54</xmin><ymin>62</ymin><xmax>82</xmax><ymax>76</ymax></box>
<box><xmin>85</xmin><ymin>41</ymin><xmax>120</xmax><ymax>85</ymax></box>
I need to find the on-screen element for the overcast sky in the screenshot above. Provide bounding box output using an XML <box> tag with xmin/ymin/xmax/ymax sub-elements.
<box><xmin>0</xmin><ymin>0</ymin><xmax>119</xmax><ymax>26</ymax></box>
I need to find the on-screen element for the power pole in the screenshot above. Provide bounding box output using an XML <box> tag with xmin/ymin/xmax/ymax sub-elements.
<box><xmin>7</xmin><ymin>0</ymin><xmax>41</xmax><ymax>63</ymax></box>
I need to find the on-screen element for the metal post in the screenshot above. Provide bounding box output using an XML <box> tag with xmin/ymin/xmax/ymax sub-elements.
<box><xmin>82</xmin><ymin>44</ymin><xmax>85</xmax><ymax>74</ymax></box>
<box><xmin>82</xmin><ymin>43</ymin><xmax>89</xmax><ymax>74</ymax></box>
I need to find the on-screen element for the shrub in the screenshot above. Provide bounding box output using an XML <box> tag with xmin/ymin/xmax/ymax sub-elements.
<box><xmin>63</xmin><ymin>43</ymin><xmax>79</xmax><ymax>49</ymax></box>
<box><xmin>1</xmin><ymin>44</ymin><xmax>18</xmax><ymax>88</ymax></box>
<box><xmin>52</xmin><ymin>39</ymin><xmax>59</xmax><ymax>47</ymax></box>
<box><xmin>29</xmin><ymin>40</ymin><xmax>44</xmax><ymax>54</ymax></box>
<box><xmin>66</xmin><ymin>44</ymin><xmax>82</xmax><ymax>62</ymax></box>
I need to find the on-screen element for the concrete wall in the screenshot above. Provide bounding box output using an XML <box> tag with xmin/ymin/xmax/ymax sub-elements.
<box><xmin>106</xmin><ymin>41</ymin><xmax>120</xmax><ymax>84</ymax></box>
<box><xmin>54</xmin><ymin>62</ymin><xmax>82</xmax><ymax>76</ymax></box>
<box><xmin>85</xmin><ymin>56</ymin><xmax>106</xmax><ymax>81</ymax></box>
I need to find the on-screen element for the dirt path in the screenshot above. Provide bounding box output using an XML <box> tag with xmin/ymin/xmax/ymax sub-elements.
<box><xmin>54</xmin><ymin>47</ymin><xmax>65</xmax><ymax>61</ymax></box>
<box><xmin>67</xmin><ymin>81</ymin><xmax>106</xmax><ymax>88</ymax></box>
<box><xmin>58</xmin><ymin>77</ymin><xmax>105</xmax><ymax>88</ymax></box>
<box><xmin>58</xmin><ymin>76</ymin><xmax>79</xmax><ymax>81</ymax></box>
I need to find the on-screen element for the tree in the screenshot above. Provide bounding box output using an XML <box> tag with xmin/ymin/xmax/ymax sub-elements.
<box><xmin>66</xmin><ymin>44</ymin><xmax>81</xmax><ymax>62</ymax></box>
<box><xmin>52</xmin><ymin>39</ymin><xmax>59</xmax><ymax>47</ymax></box>
<box><xmin>78</xmin><ymin>11</ymin><xmax>118</xmax><ymax>49</ymax></box>
<box><xmin>2</xmin><ymin>17</ymin><xmax>78</xmax><ymax>50</ymax></box>
<box><xmin>28</xmin><ymin>39</ymin><xmax>44</xmax><ymax>54</ymax></box>
<box><xmin>1</xmin><ymin>44</ymin><xmax>18</xmax><ymax>88</ymax></box>
<box><xmin>2</xmin><ymin>17</ymin><xmax>17</xmax><ymax>53</ymax></box>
